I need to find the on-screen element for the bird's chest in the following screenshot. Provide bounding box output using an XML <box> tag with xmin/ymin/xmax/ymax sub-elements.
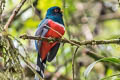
<box><xmin>45</xmin><ymin>20</ymin><xmax>65</xmax><ymax>38</ymax></box>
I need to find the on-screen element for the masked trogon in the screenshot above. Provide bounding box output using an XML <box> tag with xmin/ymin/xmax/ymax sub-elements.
<box><xmin>34</xmin><ymin>6</ymin><xmax>65</xmax><ymax>79</ymax></box>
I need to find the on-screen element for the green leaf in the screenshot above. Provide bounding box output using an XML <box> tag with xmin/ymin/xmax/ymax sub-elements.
<box><xmin>100</xmin><ymin>57</ymin><xmax>120</xmax><ymax>64</ymax></box>
<box><xmin>84</xmin><ymin>61</ymin><xmax>99</xmax><ymax>78</ymax></box>
<box><xmin>84</xmin><ymin>57</ymin><xmax>120</xmax><ymax>78</ymax></box>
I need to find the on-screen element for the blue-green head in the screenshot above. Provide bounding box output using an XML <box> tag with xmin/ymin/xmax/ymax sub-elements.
<box><xmin>45</xmin><ymin>6</ymin><xmax>64</xmax><ymax>25</ymax></box>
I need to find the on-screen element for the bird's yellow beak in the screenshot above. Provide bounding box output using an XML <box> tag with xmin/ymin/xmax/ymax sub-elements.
<box><xmin>60</xmin><ymin>10</ymin><xmax>63</xmax><ymax>13</ymax></box>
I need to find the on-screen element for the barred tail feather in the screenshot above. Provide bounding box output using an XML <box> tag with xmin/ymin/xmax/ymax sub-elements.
<box><xmin>34</xmin><ymin>53</ymin><xmax>46</xmax><ymax>80</ymax></box>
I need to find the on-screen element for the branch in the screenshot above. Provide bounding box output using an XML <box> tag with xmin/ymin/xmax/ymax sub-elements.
<box><xmin>85</xmin><ymin>50</ymin><xmax>103</xmax><ymax>60</ymax></box>
<box><xmin>20</xmin><ymin>34</ymin><xmax>80</xmax><ymax>47</ymax></box>
<box><xmin>72</xmin><ymin>47</ymin><xmax>79</xmax><ymax>80</ymax></box>
<box><xmin>15</xmin><ymin>6</ymin><xmax>31</xmax><ymax>20</ymax></box>
<box><xmin>19</xmin><ymin>53</ymin><xmax>43</xmax><ymax>80</ymax></box>
<box><xmin>20</xmin><ymin>34</ymin><xmax>120</xmax><ymax>46</ymax></box>
<box><xmin>3</xmin><ymin>0</ymin><xmax>27</xmax><ymax>31</ymax></box>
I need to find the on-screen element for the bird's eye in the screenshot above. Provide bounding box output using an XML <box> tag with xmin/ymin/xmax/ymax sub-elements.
<box><xmin>54</xmin><ymin>9</ymin><xmax>59</xmax><ymax>13</ymax></box>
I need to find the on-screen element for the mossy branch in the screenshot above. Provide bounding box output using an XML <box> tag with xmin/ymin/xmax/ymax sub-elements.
<box><xmin>5</xmin><ymin>35</ymin><xmax>43</xmax><ymax>80</ymax></box>
<box><xmin>20</xmin><ymin>34</ymin><xmax>120</xmax><ymax>46</ymax></box>
<box><xmin>3</xmin><ymin>0</ymin><xmax>27</xmax><ymax>31</ymax></box>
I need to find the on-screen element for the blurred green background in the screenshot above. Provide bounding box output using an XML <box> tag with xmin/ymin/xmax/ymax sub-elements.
<box><xmin>1</xmin><ymin>0</ymin><xmax>120</xmax><ymax>80</ymax></box>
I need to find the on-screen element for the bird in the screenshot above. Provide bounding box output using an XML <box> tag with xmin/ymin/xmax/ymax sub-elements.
<box><xmin>34</xmin><ymin>6</ymin><xmax>65</xmax><ymax>80</ymax></box>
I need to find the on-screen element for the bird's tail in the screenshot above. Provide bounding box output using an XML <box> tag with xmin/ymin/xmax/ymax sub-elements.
<box><xmin>34</xmin><ymin>53</ymin><xmax>46</xmax><ymax>80</ymax></box>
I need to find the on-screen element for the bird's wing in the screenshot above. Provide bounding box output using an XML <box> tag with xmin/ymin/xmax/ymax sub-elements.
<box><xmin>35</xmin><ymin>19</ymin><xmax>49</xmax><ymax>52</ymax></box>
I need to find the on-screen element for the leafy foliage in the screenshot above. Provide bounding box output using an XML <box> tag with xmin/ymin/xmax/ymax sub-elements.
<box><xmin>84</xmin><ymin>57</ymin><xmax>120</xmax><ymax>78</ymax></box>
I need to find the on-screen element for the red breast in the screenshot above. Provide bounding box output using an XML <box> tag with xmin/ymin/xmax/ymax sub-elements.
<box><xmin>45</xmin><ymin>19</ymin><xmax>65</xmax><ymax>38</ymax></box>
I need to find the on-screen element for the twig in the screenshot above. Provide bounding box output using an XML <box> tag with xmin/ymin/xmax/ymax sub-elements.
<box><xmin>62</xmin><ymin>0</ymin><xmax>71</xmax><ymax>39</ymax></box>
<box><xmin>3</xmin><ymin>0</ymin><xmax>27</xmax><ymax>31</ymax></box>
<box><xmin>15</xmin><ymin>6</ymin><xmax>31</xmax><ymax>20</ymax></box>
<box><xmin>85</xmin><ymin>50</ymin><xmax>103</xmax><ymax>60</ymax></box>
<box><xmin>20</xmin><ymin>34</ymin><xmax>80</xmax><ymax>46</ymax></box>
<box><xmin>20</xmin><ymin>34</ymin><xmax>120</xmax><ymax>46</ymax></box>
<box><xmin>72</xmin><ymin>47</ymin><xmax>79</xmax><ymax>80</ymax></box>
